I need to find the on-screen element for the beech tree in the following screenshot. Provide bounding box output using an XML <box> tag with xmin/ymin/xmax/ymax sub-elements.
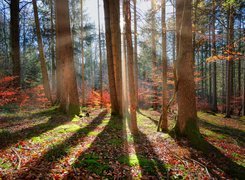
<box><xmin>55</xmin><ymin>0</ymin><xmax>80</xmax><ymax>115</ymax></box>
<box><xmin>175</xmin><ymin>0</ymin><xmax>199</xmax><ymax>137</ymax></box>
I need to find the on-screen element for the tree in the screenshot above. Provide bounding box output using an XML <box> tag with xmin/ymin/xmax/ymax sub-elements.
<box><xmin>10</xmin><ymin>0</ymin><xmax>20</xmax><ymax>87</ymax></box>
<box><xmin>80</xmin><ymin>0</ymin><xmax>85</xmax><ymax>106</ymax></box>
<box><xmin>98</xmin><ymin>0</ymin><xmax>103</xmax><ymax>108</ymax></box>
<box><xmin>174</xmin><ymin>0</ymin><xmax>199</xmax><ymax>138</ymax></box>
<box><xmin>211</xmin><ymin>0</ymin><xmax>217</xmax><ymax>112</ymax></box>
<box><xmin>225</xmin><ymin>5</ymin><xmax>234</xmax><ymax>118</ymax></box>
<box><xmin>124</xmin><ymin>0</ymin><xmax>138</xmax><ymax>134</ymax></box>
<box><xmin>55</xmin><ymin>0</ymin><xmax>80</xmax><ymax>115</ymax></box>
<box><xmin>158</xmin><ymin>0</ymin><xmax>168</xmax><ymax>132</ymax></box>
<box><xmin>133</xmin><ymin>0</ymin><xmax>138</xmax><ymax>109</ymax></box>
<box><xmin>32</xmin><ymin>0</ymin><xmax>52</xmax><ymax>103</ymax></box>
<box><xmin>103</xmin><ymin>0</ymin><xmax>122</xmax><ymax>116</ymax></box>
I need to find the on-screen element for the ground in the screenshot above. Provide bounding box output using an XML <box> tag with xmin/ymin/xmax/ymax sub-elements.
<box><xmin>0</xmin><ymin>107</ymin><xmax>244</xmax><ymax>179</ymax></box>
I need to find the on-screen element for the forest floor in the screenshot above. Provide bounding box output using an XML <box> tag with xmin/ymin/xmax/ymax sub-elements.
<box><xmin>0</xmin><ymin>106</ymin><xmax>244</xmax><ymax>179</ymax></box>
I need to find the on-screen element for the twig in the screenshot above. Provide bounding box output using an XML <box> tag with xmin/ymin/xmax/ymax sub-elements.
<box><xmin>11</xmin><ymin>148</ymin><xmax>21</xmax><ymax>170</ymax></box>
<box><xmin>185</xmin><ymin>157</ymin><xmax>211</xmax><ymax>178</ymax></box>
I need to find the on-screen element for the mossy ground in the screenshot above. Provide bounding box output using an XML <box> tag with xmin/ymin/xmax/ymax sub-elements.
<box><xmin>0</xmin><ymin>108</ymin><xmax>244</xmax><ymax>179</ymax></box>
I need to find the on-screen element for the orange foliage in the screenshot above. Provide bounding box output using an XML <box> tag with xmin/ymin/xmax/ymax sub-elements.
<box><xmin>86</xmin><ymin>90</ymin><xmax>111</xmax><ymax>108</ymax></box>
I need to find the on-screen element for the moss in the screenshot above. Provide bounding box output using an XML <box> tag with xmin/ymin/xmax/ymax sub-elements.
<box><xmin>54</xmin><ymin>124</ymin><xmax>80</xmax><ymax>133</ymax></box>
<box><xmin>68</xmin><ymin>104</ymin><xmax>80</xmax><ymax>116</ymax></box>
<box><xmin>88</xmin><ymin>131</ymin><xmax>100</xmax><ymax>136</ymax></box>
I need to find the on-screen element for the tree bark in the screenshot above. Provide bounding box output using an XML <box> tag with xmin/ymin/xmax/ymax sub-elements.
<box><xmin>124</xmin><ymin>0</ymin><xmax>138</xmax><ymax>134</ymax></box>
<box><xmin>103</xmin><ymin>0</ymin><xmax>119</xmax><ymax>115</ymax></box>
<box><xmin>80</xmin><ymin>0</ymin><xmax>85</xmax><ymax>106</ymax></box>
<box><xmin>10</xmin><ymin>0</ymin><xmax>20</xmax><ymax>87</ymax></box>
<box><xmin>55</xmin><ymin>0</ymin><xmax>80</xmax><ymax>115</ymax></box>
<box><xmin>98</xmin><ymin>0</ymin><xmax>103</xmax><ymax>108</ymax></box>
<box><xmin>175</xmin><ymin>0</ymin><xmax>199</xmax><ymax>137</ymax></box>
<box><xmin>225</xmin><ymin>6</ymin><xmax>234</xmax><ymax>118</ymax></box>
<box><xmin>133</xmin><ymin>0</ymin><xmax>138</xmax><ymax>109</ymax></box>
<box><xmin>33</xmin><ymin>0</ymin><xmax>53</xmax><ymax>103</ymax></box>
<box><xmin>211</xmin><ymin>0</ymin><xmax>217</xmax><ymax>112</ymax></box>
<box><xmin>159</xmin><ymin>0</ymin><xmax>168</xmax><ymax>132</ymax></box>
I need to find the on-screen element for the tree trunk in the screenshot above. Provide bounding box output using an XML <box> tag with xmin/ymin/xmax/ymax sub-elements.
<box><xmin>124</xmin><ymin>0</ymin><xmax>138</xmax><ymax>134</ymax></box>
<box><xmin>175</xmin><ymin>0</ymin><xmax>199</xmax><ymax>138</ymax></box>
<box><xmin>10</xmin><ymin>0</ymin><xmax>20</xmax><ymax>87</ymax></box>
<box><xmin>151</xmin><ymin>0</ymin><xmax>158</xmax><ymax>110</ymax></box>
<box><xmin>103</xmin><ymin>0</ymin><xmax>119</xmax><ymax>115</ymax></box>
<box><xmin>50</xmin><ymin>0</ymin><xmax>56</xmax><ymax>95</ymax></box>
<box><xmin>160</xmin><ymin>0</ymin><xmax>168</xmax><ymax>132</ymax></box>
<box><xmin>33</xmin><ymin>0</ymin><xmax>53</xmax><ymax>103</ymax></box>
<box><xmin>109</xmin><ymin>0</ymin><xmax>123</xmax><ymax>116</ymax></box>
<box><xmin>225</xmin><ymin>6</ymin><xmax>234</xmax><ymax>118</ymax></box>
<box><xmin>133</xmin><ymin>0</ymin><xmax>138</xmax><ymax>109</ymax></box>
<box><xmin>80</xmin><ymin>0</ymin><xmax>85</xmax><ymax>106</ymax></box>
<box><xmin>211</xmin><ymin>0</ymin><xmax>217</xmax><ymax>112</ymax></box>
<box><xmin>55</xmin><ymin>0</ymin><xmax>80</xmax><ymax>115</ymax></box>
<box><xmin>98</xmin><ymin>0</ymin><xmax>103</xmax><ymax>108</ymax></box>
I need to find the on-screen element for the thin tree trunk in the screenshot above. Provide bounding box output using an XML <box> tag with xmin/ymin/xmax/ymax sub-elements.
<box><xmin>159</xmin><ymin>0</ymin><xmax>168</xmax><ymax>132</ymax></box>
<box><xmin>33</xmin><ymin>0</ymin><xmax>52</xmax><ymax>103</ymax></box>
<box><xmin>50</xmin><ymin>0</ymin><xmax>56</xmax><ymax>95</ymax></box>
<box><xmin>133</xmin><ymin>0</ymin><xmax>138</xmax><ymax>109</ymax></box>
<box><xmin>98</xmin><ymin>0</ymin><xmax>103</xmax><ymax>108</ymax></box>
<box><xmin>10</xmin><ymin>0</ymin><xmax>20</xmax><ymax>87</ymax></box>
<box><xmin>124</xmin><ymin>0</ymin><xmax>138</xmax><ymax>134</ymax></box>
<box><xmin>211</xmin><ymin>0</ymin><xmax>217</xmax><ymax>112</ymax></box>
<box><xmin>225</xmin><ymin>6</ymin><xmax>234</xmax><ymax>118</ymax></box>
<box><xmin>80</xmin><ymin>0</ymin><xmax>85</xmax><ymax>106</ymax></box>
<box><xmin>151</xmin><ymin>0</ymin><xmax>158</xmax><ymax>110</ymax></box>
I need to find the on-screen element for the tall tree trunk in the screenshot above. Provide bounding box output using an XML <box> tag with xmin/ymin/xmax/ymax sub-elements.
<box><xmin>103</xmin><ymin>0</ymin><xmax>119</xmax><ymax>115</ymax></box>
<box><xmin>50</xmin><ymin>0</ymin><xmax>56</xmax><ymax>95</ymax></box>
<box><xmin>33</xmin><ymin>0</ymin><xmax>52</xmax><ymax>103</ymax></box>
<box><xmin>109</xmin><ymin>0</ymin><xmax>123</xmax><ymax>116</ymax></box>
<box><xmin>159</xmin><ymin>0</ymin><xmax>168</xmax><ymax>132</ymax></box>
<box><xmin>208</xmin><ymin>24</ymin><xmax>212</xmax><ymax>107</ymax></box>
<box><xmin>225</xmin><ymin>6</ymin><xmax>234</xmax><ymax>118</ymax></box>
<box><xmin>151</xmin><ymin>0</ymin><xmax>158</xmax><ymax>110</ymax></box>
<box><xmin>133</xmin><ymin>0</ymin><xmax>138</xmax><ymax>109</ymax></box>
<box><xmin>175</xmin><ymin>0</ymin><xmax>199</xmax><ymax>137</ymax></box>
<box><xmin>10</xmin><ymin>0</ymin><xmax>20</xmax><ymax>87</ymax></box>
<box><xmin>98</xmin><ymin>0</ymin><xmax>103</xmax><ymax>108</ymax></box>
<box><xmin>124</xmin><ymin>0</ymin><xmax>138</xmax><ymax>134</ymax></box>
<box><xmin>80</xmin><ymin>0</ymin><xmax>85</xmax><ymax>106</ymax></box>
<box><xmin>55</xmin><ymin>0</ymin><xmax>80</xmax><ymax>115</ymax></box>
<box><xmin>211</xmin><ymin>0</ymin><xmax>217</xmax><ymax>112</ymax></box>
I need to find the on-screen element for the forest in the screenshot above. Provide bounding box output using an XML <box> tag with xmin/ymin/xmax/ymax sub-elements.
<box><xmin>0</xmin><ymin>0</ymin><xmax>244</xmax><ymax>179</ymax></box>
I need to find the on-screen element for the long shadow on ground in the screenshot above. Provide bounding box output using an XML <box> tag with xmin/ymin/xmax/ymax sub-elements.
<box><xmin>138</xmin><ymin>110</ymin><xmax>159</xmax><ymax>126</ymax></box>
<box><xmin>0</xmin><ymin>108</ymin><xmax>69</xmax><ymax>150</ymax></box>
<box><xmin>133</xmin><ymin>130</ymin><xmax>168</xmax><ymax>178</ymax></box>
<box><xmin>173</xmin><ymin>134</ymin><xmax>245</xmax><ymax>179</ymax></box>
<box><xmin>199</xmin><ymin>118</ymin><xmax>245</xmax><ymax>146</ymax></box>
<box><xmin>13</xmin><ymin>110</ymin><xmax>108</xmax><ymax>179</ymax></box>
<box><xmin>67</xmin><ymin>115</ymin><xmax>130</xmax><ymax>178</ymax></box>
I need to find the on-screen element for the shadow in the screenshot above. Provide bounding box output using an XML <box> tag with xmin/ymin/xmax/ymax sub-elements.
<box><xmin>199</xmin><ymin>118</ymin><xmax>245</xmax><ymax>146</ymax></box>
<box><xmin>16</xmin><ymin>110</ymin><xmax>108</xmax><ymax>179</ymax></box>
<box><xmin>0</xmin><ymin>109</ymin><xmax>69</xmax><ymax>150</ymax></box>
<box><xmin>67</xmin><ymin>115</ymin><xmax>130</xmax><ymax>178</ymax></box>
<box><xmin>172</xmin><ymin>134</ymin><xmax>245</xmax><ymax>178</ymax></box>
<box><xmin>138</xmin><ymin>110</ymin><xmax>159</xmax><ymax>126</ymax></box>
<box><xmin>133</xmin><ymin>130</ymin><xmax>167</xmax><ymax>178</ymax></box>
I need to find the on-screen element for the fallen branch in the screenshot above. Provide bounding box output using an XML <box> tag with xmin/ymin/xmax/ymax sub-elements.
<box><xmin>11</xmin><ymin>148</ymin><xmax>21</xmax><ymax>170</ymax></box>
<box><xmin>185</xmin><ymin>157</ymin><xmax>211</xmax><ymax>178</ymax></box>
